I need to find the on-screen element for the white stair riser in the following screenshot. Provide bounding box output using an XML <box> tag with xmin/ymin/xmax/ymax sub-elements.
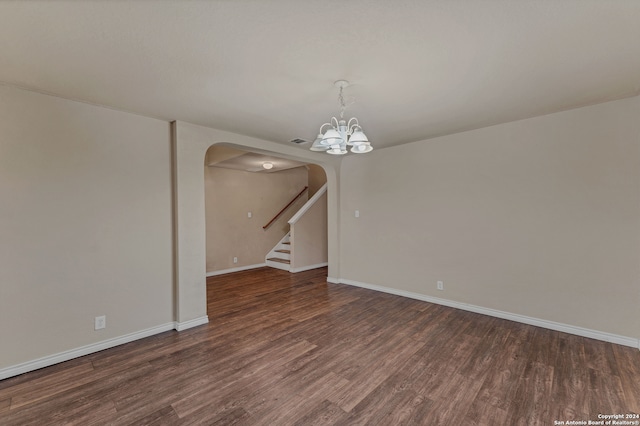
<box><xmin>266</xmin><ymin>259</ymin><xmax>291</xmax><ymax>271</ymax></box>
<box><xmin>265</xmin><ymin>232</ymin><xmax>292</xmax><ymax>271</ymax></box>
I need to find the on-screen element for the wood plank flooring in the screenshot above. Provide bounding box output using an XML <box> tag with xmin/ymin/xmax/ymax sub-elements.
<box><xmin>1</xmin><ymin>267</ymin><xmax>639</xmax><ymax>425</ymax></box>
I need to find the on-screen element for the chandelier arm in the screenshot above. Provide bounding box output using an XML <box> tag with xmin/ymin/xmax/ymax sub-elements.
<box><xmin>319</xmin><ymin>122</ymin><xmax>333</xmax><ymax>134</ymax></box>
<box><xmin>330</xmin><ymin>117</ymin><xmax>340</xmax><ymax>128</ymax></box>
<box><xmin>347</xmin><ymin>117</ymin><xmax>360</xmax><ymax>134</ymax></box>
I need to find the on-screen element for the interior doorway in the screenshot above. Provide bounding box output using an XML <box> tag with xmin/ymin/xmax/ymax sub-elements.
<box><xmin>171</xmin><ymin>121</ymin><xmax>338</xmax><ymax>330</ymax></box>
<box><xmin>203</xmin><ymin>144</ymin><xmax>327</xmax><ymax>279</ymax></box>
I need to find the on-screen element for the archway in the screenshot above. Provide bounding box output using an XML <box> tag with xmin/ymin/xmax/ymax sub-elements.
<box><xmin>172</xmin><ymin>121</ymin><xmax>340</xmax><ymax>330</ymax></box>
<box><xmin>203</xmin><ymin>144</ymin><xmax>327</xmax><ymax>276</ymax></box>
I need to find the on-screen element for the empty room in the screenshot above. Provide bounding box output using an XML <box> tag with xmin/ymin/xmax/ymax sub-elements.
<box><xmin>1</xmin><ymin>1</ymin><xmax>639</xmax><ymax>425</ymax></box>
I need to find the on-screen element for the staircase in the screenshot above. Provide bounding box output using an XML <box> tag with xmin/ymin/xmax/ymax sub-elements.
<box><xmin>265</xmin><ymin>233</ymin><xmax>292</xmax><ymax>271</ymax></box>
<box><xmin>264</xmin><ymin>183</ymin><xmax>328</xmax><ymax>273</ymax></box>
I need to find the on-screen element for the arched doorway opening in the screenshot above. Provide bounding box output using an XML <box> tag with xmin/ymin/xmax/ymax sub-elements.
<box><xmin>171</xmin><ymin>120</ymin><xmax>339</xmax><ymax>330</ymax></box>
<box><xmin>203</xmin><ymin>144</ymin><xmax>327</xmax><ymax>277</ymax></box>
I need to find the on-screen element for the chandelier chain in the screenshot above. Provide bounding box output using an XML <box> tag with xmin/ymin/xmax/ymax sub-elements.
<box><xmin>338</xmin><ymin>86</ymin><xmax>346</xmax><ymax>119</ymax></box>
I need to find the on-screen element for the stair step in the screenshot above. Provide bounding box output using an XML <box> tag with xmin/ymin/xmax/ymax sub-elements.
<box><xmin>267</xmin><ymin>257</ymin><xmax>290</xmax><ymax>264</ymax></box>
<box><xmin>275</xmin><ymin>249</ymin><xmax>291</xmax><ymax>254</ymax></box>
<box><xmin>282</xmin><ymin>241</ymin><xmax>291</xmax><ymax>245</ymax></box>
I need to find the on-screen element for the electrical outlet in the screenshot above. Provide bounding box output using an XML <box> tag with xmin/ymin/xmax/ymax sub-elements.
<box><xmin>233</xmin><ymin>257</ymin><xmax>238</xmax><ymax>264</ymax></box>
<box><xmin>95</xmin><ymin>315</ymin><xmax>106</xmax><ymax>330</ymax></box>
<box><xmin>437</xmin><ymin>281</ymin><xmax>444</xmax><ymax>291</ymax></box>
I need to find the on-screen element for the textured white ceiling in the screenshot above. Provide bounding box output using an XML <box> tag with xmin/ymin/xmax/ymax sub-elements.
<box><xmin>1</xmin><ymin>1</ymin><xmax>639</xmax><ymax>150</ymax></box>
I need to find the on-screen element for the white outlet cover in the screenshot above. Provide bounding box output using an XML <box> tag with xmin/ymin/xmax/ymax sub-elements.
<box><xmin>95</xmin><ymin>315</ymin><xmax>106</xmax><ymax>330</ymax></box>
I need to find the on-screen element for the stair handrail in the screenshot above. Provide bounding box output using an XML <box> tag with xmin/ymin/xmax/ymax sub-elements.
<box><xmin>263</xmin><ymin>186</ymin><xmax>308</xmax><ymax>230</ymax></box>
<box><xmin>289</xmin><ymin>183</ymin><xmax>327</xmax><ymax>225</ymax></box>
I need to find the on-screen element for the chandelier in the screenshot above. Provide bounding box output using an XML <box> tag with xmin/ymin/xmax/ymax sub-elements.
<box><xmin>310</xmin><ymin>80</ymin><xmax>373</xmax><ymax>155</ymax></box>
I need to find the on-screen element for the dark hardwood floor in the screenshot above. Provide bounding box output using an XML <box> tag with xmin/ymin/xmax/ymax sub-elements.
<box><xmin>1</xmin><ymin>267</ymin><xmax>639</xmax><ymax>425</ymax></box>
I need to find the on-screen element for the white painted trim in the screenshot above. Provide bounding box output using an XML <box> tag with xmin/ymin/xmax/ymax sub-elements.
<box><xmin>174</xmin><ymin>315</ymin><xmax>209</xmax><ymax>331</ymax></box>
<box><xmin>265</xmin><ymin>259</ymin><xmax>291</xmax><ymax>271</ymax></box>
<box><xmin>289</xmin><ymin>183</ymin><xmax>327</xmax><ymax>224</ymax></box>
<box><xmin>335</xmin><ymin>278</ymin><xmax>639</xmax><ymax>349</ymax></box>
<box><xmin>290</xmin><ymin>262</ymin><xmax>329</xmax><ymax>273</ymax></box>
<box><xmin>206</xmin><ymin>263</ymin><xmax>266</xmax><ymax>277</ymax></box>
<box><xmin>0</xmin><ymin>322</ymin><xmax>175</xmax><ymax>381</ymax></box>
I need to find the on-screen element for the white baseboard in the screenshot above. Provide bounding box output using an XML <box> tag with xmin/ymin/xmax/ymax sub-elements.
<box><xmin>0</xmin><ymin>316</ymin><xmax>212</xmax><ymax>381</ymax></box>
<box><xmin>174</xmin><ymin>315</ymin><xmax>209</xmax><ymax>331</ymax></box>
<box><xmin>334</xmin><ymin>277</ymin><xmax>639</xmax><ymax>349</ymax></box>
<box><xmin>0</xmin><ymin>322</ymin><xmax>175</xmax><ymax>381</ymax></box>
<box><xmin>206</xmin><ymin>263</ymin><xmax>266</xmax><ymax>277</ymax></box>
<box><xmin>290</xmin><ymin>262</ymin><xmax>328</xmax><ymax>273</ymax></box>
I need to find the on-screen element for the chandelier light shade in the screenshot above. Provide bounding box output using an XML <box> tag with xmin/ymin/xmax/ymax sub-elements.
<box><xmin>310</xmin><ymin>80</ymin><xmax>373</xmax><ymax>155</ymax></box>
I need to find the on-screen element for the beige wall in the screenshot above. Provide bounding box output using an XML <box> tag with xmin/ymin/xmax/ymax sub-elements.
<box><xmin>290</xmin><ymin>191</ymin><xmax>328</xmax><ymax>271</ymax></box>
<box><xmin>7</xmin><ymin>79</ymin><xmax>634</xmax><ymax>377</ymax></box>
<box><xmin>307</xmin><ymin>163</ymin><xmax>327</xmax><ymax>197</ymax></box>
<box><xmin>0</xmin><ymin>85</ymin><xmax>174</xmax><ymax>370</ymax></box>
<box><xmin>205</xmin><ymin>165</ymin><xmax>309</xmax><ymax>272</ymax></box>
<box><xmin>339</xmin><ymin>95</ymin><xmax>640</xmax><ymax>341</ymax></box>
<box><xmin>0</xmin><ymin>91</ymin><xmax>338</xmax><ymax>374</ymax></box>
